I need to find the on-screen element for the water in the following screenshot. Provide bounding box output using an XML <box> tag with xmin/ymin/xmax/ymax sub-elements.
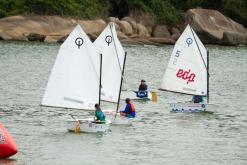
<box><xmin>0</xmin><ymin>41</ymin><xmax>247</xmax><ymax>165</ymax></box>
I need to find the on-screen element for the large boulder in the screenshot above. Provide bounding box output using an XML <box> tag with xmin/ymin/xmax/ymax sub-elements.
<box><xmin>152</xmin><ymin>25</ymin><xmax>171</xmax><ymax>38</ymax></box>
<box><xmin>183</xmin><ymin>9</ymin><xmax>247</xmax><ymax>45</ymax></box>
<box><xmin>136</xmin><ymin>23</ymin><xmax>150</xmax><ymax>38</ymax></box>
<box><xmin>106</xmin><ymin>17</ymin><xmax>121</xmax><ymax>31</ymax></box>
<box><xmin>106</xmin><ymin>17</ymin><xmax>120</xmax><ymax>23</ymax></box>
<box><xmin>117</xmin><ymin>31</ymin><xmax>128</xmax><ymax>40</ymax></box>
<box><xmin>78</xmin><ymin>19</ymin><xmax>106</xmax><ymax>37</ymax></box>
<box><xmin>0</xmin><ymin>15</ymin><xmax>106</xmax><ymax>43</ymax></box>
<box><xmin>121</xmin><ymin>17</ymin><xmax>138</xmax><ymax>34</ymax></box>
<box><xmin>117</xmin><ymin>20</ymin><xmax>133</xmax><ymax>36</ymax></box>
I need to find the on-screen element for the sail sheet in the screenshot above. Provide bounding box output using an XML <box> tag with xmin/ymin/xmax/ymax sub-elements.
<box><xmin>94</xmin><ymin>23</ymin><xmax>125</xmax><ymax>102</ymax></box>
<box><xmin>42</xmin><ymin>25</ymin><xmax>100</xmax><ymax>110</ymax></box>
<box><xmin>161</xmin><ymin>24</ymin><xmax>207</xmax><ymax>95</ymax></box>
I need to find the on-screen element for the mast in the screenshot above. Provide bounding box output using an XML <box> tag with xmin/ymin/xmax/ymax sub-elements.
<box><xmin>99</xmin><ymin>53</ymin><xmax>102</xmax><ymax>106</ymax></box>
<box><xmin>207</xmin><ymin>49</ymin><xmax>209</xmax><ymax>103</ymax></box>
<box><xmin>189</xmin><ymin>25</ymin><xmax>208</xmax><ymax>98</ymax></box>
<box><xmin>116</xmin><ymin>52</ymin><xmax>127</xmax><ymax>114</ymax></box>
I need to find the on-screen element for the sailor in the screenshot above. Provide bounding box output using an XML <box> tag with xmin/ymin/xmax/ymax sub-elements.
<box><xmin>192</xmin><ymin>95</ymin><xmax>204</xmax><ymax>103</ymax></box>
<box><xmin>120</xmin><ymin>98</ymin><xmax>136</xmax><ymax>118</ymax></box>
<box><xmin>94</xmin><ymin>104</ymin><xmax>106</xmax><ymax>123</ymax></box>
<box><xmin>138</xmin><ymin>79</ymin><xmax>148</xmax><ymax>91</ymax></box>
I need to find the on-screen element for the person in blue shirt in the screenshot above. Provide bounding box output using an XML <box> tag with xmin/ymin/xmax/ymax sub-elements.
<box><xmin>94</xmin><ymin>104</ymin><xmax>105</xmax><ymax>123</ymax></box>
<box><xmin>192</xmin><ymin>95</ymin><xmax>204</xmax><ymax>103</ymax></box>
<box><xmin>120</xmin><ymin>98</ymin><xmax>136</xmax><ymax>118</ymax></box>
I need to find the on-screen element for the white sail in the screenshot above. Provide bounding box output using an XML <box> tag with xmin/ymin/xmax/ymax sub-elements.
<box><xmin>161</xmin><ymin>24</ymin><xmax>207</xmax><ymax>95</ymax></box>
<box><xmin>94</xmin><ymin>23</ymin><xmax>125</xmax><ymax>102</ymax></box>
<box><xmin>42</xmin><ymin>25</ymin><xmax>100</xmax><ymax>110</ymax></box>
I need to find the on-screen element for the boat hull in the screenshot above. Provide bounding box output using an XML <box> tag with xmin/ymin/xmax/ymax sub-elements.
<box><xmin>103</xmin><ymin>110</ymin><xmax>133</xmax><ymax>125</ymax></box>
<box><xmin>0</xmin><ymin>123</ymin><xmax>18</xmax><ymax>159</ymax></box>
<box><xmin>169</xmin><ymin>103</ymin><xmax>208</xmax><ymax>113</ymax></box>
<box><xmin>121</xmin><ymin>91</ymin><xmax>152</xmax><ymax>100</ymax></box>
<box><xmin>66</xmin><ymin>118</ymin><xmax>111</xmax><ymax>133</ymax></box>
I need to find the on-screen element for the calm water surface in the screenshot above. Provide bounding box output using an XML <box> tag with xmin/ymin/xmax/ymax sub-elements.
<box><xmin>0</xmin><ymin>41</ymin><xmax>247</xmax><ymax>165</ymax></box>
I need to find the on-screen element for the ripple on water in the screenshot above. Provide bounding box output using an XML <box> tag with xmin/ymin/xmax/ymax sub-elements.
<box><xmin>0</xmin><ymin>42</ymin><xmax>247</xmax><ymax>164</ymax></box>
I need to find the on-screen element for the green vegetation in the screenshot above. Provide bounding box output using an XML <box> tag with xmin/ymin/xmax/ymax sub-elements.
<box><xmin>0</xmin><ymin>0</ymin><xmax>246</xmax><ymax>26</ymax></box>
<box><xmin>0</xmin><ymin>0</ymin><xmax>108</xmax><ymax>19</ymax></box>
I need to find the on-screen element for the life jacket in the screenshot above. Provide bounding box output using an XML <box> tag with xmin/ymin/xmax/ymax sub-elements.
<box><xmin>130</xmin><ymin>102</ymin><xmax>136</xmax><ymax>112</ymax></box>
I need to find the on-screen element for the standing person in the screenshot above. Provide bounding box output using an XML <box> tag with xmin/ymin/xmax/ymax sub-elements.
<box><xmin>138</xmin><ymin>79</ymin><xmax>148</xmax><ymax>91</ymax></box>
<box><xmin>120</xmin><ymin>98</ymin><xmax>136</xmax><ymax>118</ymax></box>
<box><xmin>94</xmin><ymin>104</ymin><xmax>105</xmax><ymax>123</ymax></box>
<box><xmin>192</xmin><ymin>95</ymin><xmax>204</xmax><ymax>103</ymax></box>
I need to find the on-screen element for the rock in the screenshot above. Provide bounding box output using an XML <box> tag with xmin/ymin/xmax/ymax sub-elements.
<box><xmin>0</xmin><ymin>15</ymin><xmax>107</xmax><ymax>43</ymax></box>
<box><xmin>170</xmin><ymin>27</ymin><xmax>180</xmax><ymax>41</ymax></box>
<box><xmin>222</xmin><ymin>31</ymin><xmax>247</xmax><ymax>46</ymax></box>
<box><xmin>152</xmin><ymin>25</ymin><xmax>171</xmax><ymax>38</ymax></box>
<box><xmin>136</xmin><ymin>23</ymin><xmax>150</xmax><ymax>38</ymax></box>
<box><xmin>44</xmin><ymin>36</ymin><xmax>56</xmax><ymax>43</ymax></box>
<box><xmin>87</xmin><ymin>33</ymin><xmax>98</xmax><ymax>41</ymax></box>
<box><xmin>114</xmin><ymin>23</ymin><xmax>120</xmax><ymax>31</ymax></box>
<box><xmin>121</xmin><ymin>17</ymin><xmax>138</xmax><ymax>33</ymax></box>
<box><xmin>117</xmin><ymin>20</ymin><xmax>133</xmax><ymax>36</ymax></box>
<box><xmin>57</xmin><ymin>35</ymin><xmax>68</xmax><ymax>43</ymax></box>
<box><xmin>129</xmin><ymin>10</ymin><xmax>155</xmax><ymax>34</ymax></box>
<box><xmin>27</xmin><ymin>33</ymin><xmax>45</xmax><ymax>42</ymax></box>
<box><xmin>129</xmin><ymin>34</ymin><xmax>140</xmax><ymax>38</ymax></box>
<box><xmin>106</xmin><ymin>17</ymin><xmax>120</xmax><ymax>23</ymax></box>
<box><xmin>117</xmin><ymin>31</ymin><xmax>128</xmax><ymax>40</ymax></box>
<box><xmin>78</xmin><ymin>19</ymin><xmax>106</xmax><ymax>36</ymax></box>
<box><xmin>0</xmin><ymin>31</ymin><xmax>27</xmax><ymax>41</ymax></box>
<box><xmin>171</xmin><ymin>27</ymin><xmax>180</xmax><ymax>35</ymax></box>
<box><xmin>171</xmin><ymin>33</ymin><xmax>180</xmax><ymax>41</ymax></box>
<box><xmin>149</xmin><ymin>37</ymin><xmax>175</xmax><ymax>44</ymax></box>
<box><xmin>182</xmin><ymin>9</ymin><xmax>247</xmax><ymax>45</ymax></box>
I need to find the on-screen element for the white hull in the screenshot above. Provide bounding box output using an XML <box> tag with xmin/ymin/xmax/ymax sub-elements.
<box><xmin>66</xmin><ymin>118</ymin><xmax>111</xmax><ymax>133</ymax></box>
<box><xmin>169</xmin><ymin>103</ymin><xmax>210</xmax><ymax>113</ymax></box>
<box><xmin>121</xmin><ymin>91</ymin><xmax>152</xmax><ymax>100</ymax></box>
<box><xmin>103</xmin><ymin>110</ymin><xmax>133</xmax><ymax>125</ymax></box>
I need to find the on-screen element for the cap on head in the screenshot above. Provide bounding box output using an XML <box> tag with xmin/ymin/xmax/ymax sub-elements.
<box><xmin>141</xmin><ymin>79</ymin><xmax>146</xmax><ymax>82</ymax></box>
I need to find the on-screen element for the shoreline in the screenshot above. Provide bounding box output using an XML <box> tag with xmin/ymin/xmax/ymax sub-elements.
<box><xmin>0</xmin><ymin>9</ymin><xmax>247</xmax><ymax>46</ymax></box>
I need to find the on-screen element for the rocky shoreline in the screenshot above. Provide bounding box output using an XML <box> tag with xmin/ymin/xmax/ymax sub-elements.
<box><xmin>0</xmin><ymin>9</ymin><xmax>246</xmax><ymax>46</ymax></box>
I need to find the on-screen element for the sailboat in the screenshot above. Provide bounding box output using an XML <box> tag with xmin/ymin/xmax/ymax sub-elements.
<box><xmin>93</xmin><ymin>23</ymin><xmax>133</xmax><ymax>124</ymax></box>
<box><xmin>41</xmin><ymin>25</ymin><xmax>110</xmax><ymax>132</ymax></box>
<box><xmin>94</xmin><ymin>22</ymin><xmax>125</xmax><ymax>103</ymax></box>
<box><xmin>160</xmin><ymin>24</ymin><xmax>210</xmax><ymax>112</ymax></box>
<box><xmin>94</xmin><ymin>22</ymin><xmax>157</xmax><ymax>103</ymax></box>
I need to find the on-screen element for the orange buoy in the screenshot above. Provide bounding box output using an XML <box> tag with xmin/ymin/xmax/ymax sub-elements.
<box><xmin>0</xmin><ymin>123</ymin><xmax>18</xmax><ymax>159</ymax></box>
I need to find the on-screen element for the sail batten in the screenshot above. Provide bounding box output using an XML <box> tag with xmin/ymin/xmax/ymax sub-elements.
<box><xmin>41</xmin><ymin>25</ymin><xmax>100</xmax><ymax>110</ymax></box>
<box><xmin>161</xmin><ymin>24</ymin><xmax>207</xmax><ymax>96</ymax></box>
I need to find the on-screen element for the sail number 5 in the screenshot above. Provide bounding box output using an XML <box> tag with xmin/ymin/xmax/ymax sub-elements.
<box><xmin>173</xmin><ymin>50</ymin><xmax>181</xmax><ymax>65</ymax></box>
